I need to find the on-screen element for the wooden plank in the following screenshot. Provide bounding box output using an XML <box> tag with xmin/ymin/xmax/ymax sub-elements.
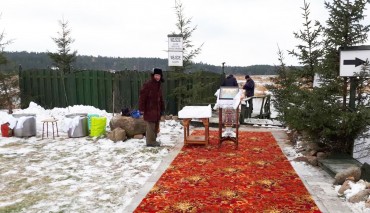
<box><xmin>91</xmin><ymin>70</ymin><xmax>99</xmax><ymax>108</ymax></box>
<box><xmin>52</xmin><ymin>70</ymin><xmax>60</xmax><ymax>107</ymax></box>
<box><xmin>67</xmin><ymin>72</ymin><xmax>77</xmax><ymax>106</ymax></box>
<box><xmin>84</xmin><ymin>71</ymin><xmax>92</xmax><ymax>106</ymax></box>
<box><xmin>98</xmin><ymin>71</ymin><xmax>106</xmax><ymax>110</ymax></box>
<box><xmin>105</xmin><ymin>72</ymin><xmax>113</xmax><ymax>112</ymax></box>
<box><xmin>76</xmin><ymin>71</ymin><xmax>85</xmax><ymax>105</ymax></box>
<box><xmin>44</xmin><ymin>70</ymin><xmax>53</xmax><ymax>108</ymax></box>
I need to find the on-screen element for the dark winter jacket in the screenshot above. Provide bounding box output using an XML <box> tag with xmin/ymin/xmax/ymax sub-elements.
<box><xmin>243</xmin><ymin>79</ymin><xmax>255</xmax><ymax>97</ymax></box>
<box><xmin>221</xmin><ymin>74</ymin><xmax>238</xmax><ymax>87</ymax></box>
<box><xmin>139</xmin><ymin>77</ymin><xmax>165</xmax><ymax>122</ymax></box>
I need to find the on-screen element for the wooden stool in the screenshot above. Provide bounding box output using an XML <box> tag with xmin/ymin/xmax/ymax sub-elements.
<box><xmin>42</xmin><ymin>118</ymin><xmax>59</xmax><ymax>139</ymax></box>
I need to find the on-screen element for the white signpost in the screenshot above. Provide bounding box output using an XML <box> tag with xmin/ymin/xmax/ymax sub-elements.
<box><xmin>339</xmin><ymin>46</ymin><xmax>370</xmax><ymax>76</ymax></box>
<box><xmin>168</xmin><ymin>34</ymin><xmax>183</xmax><ymax>67</ymax></box>
<box><xmin>168</xmin><ymin>51</ymin><xmax>183</xmax><ymax>66</ymax></box>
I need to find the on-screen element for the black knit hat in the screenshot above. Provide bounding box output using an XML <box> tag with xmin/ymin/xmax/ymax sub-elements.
<box><xmin>152</xmin><ymin>68</ymin><xmax>164</xmax><ymax>82</ymax></box>
<box><xmin>153</xmin><ymin>68</ymin><xmax>162</xmax><ymax>75</ymax></box>
<box><xmin>245</xmin><ymin>75</ymin><xmax>250</xmax><ymax>79</ymax></box>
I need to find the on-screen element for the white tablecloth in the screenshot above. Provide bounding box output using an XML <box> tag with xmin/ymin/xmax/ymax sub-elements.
<box><xmin>213</xmin><ymin>89</ymin><xmax>242</xmax><ymax>109</ymax></box>
<box><xmin>178</xmin><ymin>105</ymin><xmax>212</xmax><ymax>118</ymax></box>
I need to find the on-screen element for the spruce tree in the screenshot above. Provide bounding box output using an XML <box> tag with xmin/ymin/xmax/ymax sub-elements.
<box><xmin>169</xmin><ymin>0</ymin><xmax>217</xmax><ymax>111</ymax></box>
<box><xmin>0</xmin><ymin>15</ymin><xmax>18</xmax><ymax>114</ymax></box>
<box><xmin>172</xmin><ymin>0</ymin><xmax>203</xmax><ymax>71</ymax></box>
<box><xmin>48</xmin><ymin>18</ymin><xmax>77</xmax><ymax>107</ymax></box>
<box><xmin>271</xmin><ymin>0</ymin><xmax>370</xmax><ymax>154</ymax></box>
<box><xmin>48</xmin><ymin>19</ymin><xmax>77</xmax><ymax>73</ymax></box>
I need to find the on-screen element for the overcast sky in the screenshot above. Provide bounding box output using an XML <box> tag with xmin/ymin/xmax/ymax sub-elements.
<box><xmin>1</xmin><ymin>0</ymin><xmax>369</xmax><ymax>67</ymax></box>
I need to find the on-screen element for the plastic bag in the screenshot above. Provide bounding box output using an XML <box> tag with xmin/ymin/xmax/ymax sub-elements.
<box><xmin>130</xmin><ymin>110</ymin><xmax>141</xmax><ymax>119</ymax></box>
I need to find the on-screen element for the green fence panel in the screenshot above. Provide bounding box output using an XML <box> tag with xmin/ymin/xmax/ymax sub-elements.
<box><xmin>76</xmin><ymin>71</ymin><xmax>85</xmax><ymax>105</ymax></box>
<box><xmin>105</xmin><ymin>72</ymin><xmax>113</xmax><ymax>112</ymax></box>
<box><xmin>44</xmin><ymin>70</ymin><xmax>53</xmax><ymax>108</ymax></box>
<box><xmin>19</xmin><ymin>69</ymin><xmax>223</xmax><ymax>113</ymax></box>
<box><xmin>97</xmin><ymin>71</ymin><xmax>105</xmax><ymax>110</ymax></box>
<box><xmin>91</xmin><ymin>71</ymin><xmax>99</xmax><ymax>107</ymax></box>
<box><xmin>51</xmin><ymin>70</ymin><xmax>59</xmax><ymax>107</ymax></box>
<box><xmin>83</xmin><ymin>71</ymin><xmax>92</xmax><ymax>106</ymax></box>
<box><xmin>67</xmin><ymin>72</ymin><xmax>77</xmax><ymax>106</ymax></box>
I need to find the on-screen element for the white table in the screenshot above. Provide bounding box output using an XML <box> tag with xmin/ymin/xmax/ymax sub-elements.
<box><xmin>178</xmin><ymin>105</ymin><xmax>212</xmax><ymax>145</ymax></box>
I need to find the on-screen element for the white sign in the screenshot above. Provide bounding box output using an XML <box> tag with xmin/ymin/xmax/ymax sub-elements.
<box><xmin>340</xmin><ymin>48</ymin><xmax>370</xmax><ymax>76</ymax></box>
<box><xmin>168</xmin><ymin>36</ymin><xmax>183</xmax><ymax>52</ymax></box>
<box><xmin>168</xmin><ymin>51</ymin><xmax>183</xmax><ymax>66</ymax></box>
<box><xmin>313</xmin><ymin>73</ymin><xmax>324</xmax><ymax>88</ymax></box>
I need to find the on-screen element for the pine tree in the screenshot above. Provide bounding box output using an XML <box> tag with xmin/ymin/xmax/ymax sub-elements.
<box><xmin>270</xmin><ymin>0</ymin><xmax>324</xmax><ymax>128</ymax></box>
<box><xmin>48</xmin><ymin>19</ymin><xmax>77</xmax><ymax>73</ymax></box>
<box><xmin>48</xmin><ymin>18</ymin><xmax>77</xmax><ymax>107</ymax></box>
<box><xmin>169</xmin><ymin>0</ymin><xmax>217</xmax><ymax>112</ymax></box>
<box><xmin>172</xmin><ymin>0</ymin><xmax>203</xmax><ymax>71</ymax></box>
<box><xmin>0</xmin><ymin>15</ymin><xmax>18</xmax><ymax>114</ymax></box>
<box><xmin>270</xmin><ymin>0</ymin><xmax>370</xmax><ymax>154</ymax></box>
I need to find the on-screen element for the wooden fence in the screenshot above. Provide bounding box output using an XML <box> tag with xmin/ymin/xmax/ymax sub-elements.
<box><xmin>19</xmin><ymin>69</ymin><xmax>222</xmax><ymax>115</ymax></box>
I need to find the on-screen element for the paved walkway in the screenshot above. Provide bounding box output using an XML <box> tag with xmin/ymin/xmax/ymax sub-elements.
<box><xmin>125</xmin><ymin>126</ymin><xmax>353</xmax><ymax>213</ymax></box>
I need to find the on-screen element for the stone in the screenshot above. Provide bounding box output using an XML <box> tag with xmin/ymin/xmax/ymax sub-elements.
<box><xmin>333</xmin><ymin>166</ymin><xmax>361</xmax><ymax>185</ymax></box>
<box><xmin>337</xmin><ymin>178</ymin><xmax>355</xmax><ymax>195</ymax></box>
<box><xmin>348</xmin><ymin>189</ymin><xmax>370</xmax><ymax>203</ymax></box>
<box><xmin>366</xmin><ymin>198</ymin><xmax>370</xmax><ymax>208</ymax></box>
<box><xmin>306</xmin><ymin>156</ymin><xmax>318</xmax><ymax>166</ymax></box>
<box><xmin>293</xmin><ymin>156</ymin><xmax>309</xmax><ymax>163</ymax></box>
<box><xmin>107</xmin><ymin>127</ymin><xmax>126</xmax><ymax>142</ymax></box>
<box><xmin>316</xmin><ymin>152</ymin><xmax>327</xmax><ymax>159</ymax></box>
<box><xmin>109</xmin><ymin>115</ymin><xmax>146</xmax><ymax>138</ymax></box>
<box><xmin>133</xmin><ymin>134</ymin><xmax>144</xmax><ymax>139</ymax></box>
<box><xmin>309</xmin><ymin>150</ymin><xmax>317</xmax><ymax>156</ymax></box>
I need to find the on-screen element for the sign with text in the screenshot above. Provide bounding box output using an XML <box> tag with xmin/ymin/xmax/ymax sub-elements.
<box><xmin>340</xmin><ymin>46</ymin><xmax>370</xmax><ymax>76</ymax></box>
<box><xmin>168</xmin><ymin>51</ymin><xmax>183</xmax><ymax>66</ymax></box>
<box><xmin>168</xmin><ymin>34</ymin><xmax>183</xmax><ymax>67</ymax></box>
<box><xmin>168</xmin><ymin>36</ymin><xmax>183</xmax><ymax>52</ymax></box>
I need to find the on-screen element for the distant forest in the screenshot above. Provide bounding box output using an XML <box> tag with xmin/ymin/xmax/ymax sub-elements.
<box><xmin>2</xmin><ymin>51</ymin><xmax>278</xmax><ymax>75</ymax></box>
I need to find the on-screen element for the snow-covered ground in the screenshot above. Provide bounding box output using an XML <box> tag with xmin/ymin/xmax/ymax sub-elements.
<box><xmin>0</xmin><ymin>92</ymin><xmax>369</xmax><ymax>212</ymax></box>
<box><xmin>0</xmin><ymin>102</ymin><xmax>183</xmax><ymax>212</ymax></box>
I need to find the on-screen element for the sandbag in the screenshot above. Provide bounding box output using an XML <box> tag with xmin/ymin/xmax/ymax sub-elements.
<box><xmin>90</xmin><ymin>117</ymin><xmax>107</xmax><ymax>137</ymax></box>
<box><xmin>87</xmin><ymin>114</ymin><xmax>99</xmax><ymax>130</ymax></box>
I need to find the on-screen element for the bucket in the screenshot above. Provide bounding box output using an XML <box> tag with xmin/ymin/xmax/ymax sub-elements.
<box><xmin>12</xmin><ymin>114</ymin><xmax>36</xmax><ymax>137</ymax></box>
<box><xmin>66</xmin><ymin>113</ymin><xmax>88</xmax><ymax>138</ymax></box>
<box><xmin>1</xmin><ymin>123</ymin><xmax>12</xmax><ymax>137</ymax></box>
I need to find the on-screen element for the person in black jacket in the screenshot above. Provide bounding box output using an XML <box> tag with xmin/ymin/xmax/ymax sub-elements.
<box><xmin>221</xmin><ymin>74</ymin><xmax>238</xmax><ymax>87</ymax></box>
<box><xmin>243</xmin><ymin>75</ymin><xmax>255</xmax><ymax>111</ymax></box>
<box><xmin>139</xmin><ymin>68</ymin><xmax>165</xmax><ymax>147</ymax></box>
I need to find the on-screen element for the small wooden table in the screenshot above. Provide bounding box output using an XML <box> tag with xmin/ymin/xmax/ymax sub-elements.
<box><xmin>182</xmin><ymin>118</ymin><xmax>210</xmax><ymax>145</ymax></box>
<box><xmin>41</xmin><ymin>118</ymin><xmax>59</xmax><ymax>139</ymax></box>
<box><xmin>178</xmin><ymin>105</ymin><xmax>212</xmax><ymax>146</ymax></box>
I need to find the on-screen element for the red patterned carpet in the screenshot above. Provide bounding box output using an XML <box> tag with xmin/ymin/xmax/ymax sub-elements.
<box><xmin>134</xmin><ymin>130</ymin><xmax>320</xmax><ymax>213</ymax></box>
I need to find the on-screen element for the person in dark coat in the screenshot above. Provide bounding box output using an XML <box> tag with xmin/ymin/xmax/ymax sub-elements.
<box><xmin>243</xmin><ymin>75</ymin><xmax>255</xmax><ymax>111</ymax></box>
<box><xmin>221</xmin><ymin>74</ymin><xmax>238</xmax><ymax>87</ymax></box>
<box><xmin>139</xmin><ymin>68</ymin><xmax>165</xmax><ymax>147</ymax></box>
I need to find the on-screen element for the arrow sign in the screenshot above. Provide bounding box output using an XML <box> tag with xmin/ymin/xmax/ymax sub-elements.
<box><xmin>343</xmin><ymin>57</ymin><xmax>366</xmax><ymax>67</ymax></box>
<box><xmin>340</xmin><ymin>47</ymin><xmax>370</xmax><ymax>76</ymax></box>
